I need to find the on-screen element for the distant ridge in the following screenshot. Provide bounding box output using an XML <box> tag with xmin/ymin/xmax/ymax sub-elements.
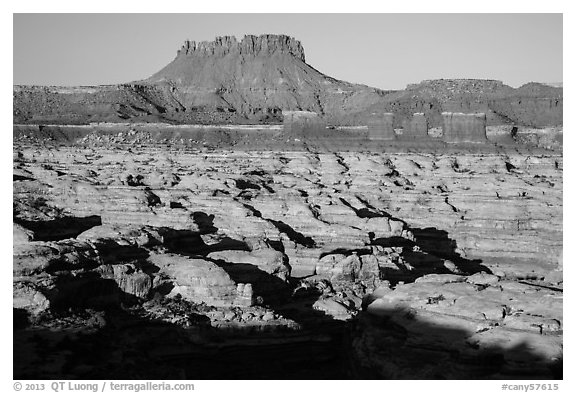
<box><xmin>13</xmin><ymin>35</ymin><xmax>563</xmax><ymax>127</ymax></box>
<box><xmin>542</xmin><ymin>82</ymin><xmax>563</xmax><ymax>88</ymax></box>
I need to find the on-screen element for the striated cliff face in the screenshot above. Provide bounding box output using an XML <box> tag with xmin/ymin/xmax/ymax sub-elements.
<box><xmin>176</xmin><ymin>35</ymin><xmax>306</xmax><ymax>61</ymax></box>
<box><xmin>13</xmin><ymin>35</ymin><xmax>562</xmax><ymax>127</ymax></box>
<box><xmin>442</xmin><ymin>112</ymin><xmax>487</xmax><ymax>143</ymax></box>
<box><xmin>143</xmin><ymin>34</ymin><xmax>385</xmax><ymax>123</ymax></box>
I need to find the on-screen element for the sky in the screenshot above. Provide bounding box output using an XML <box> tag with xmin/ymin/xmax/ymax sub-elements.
<box><xmin>13</xmin><ymin>13</ymin><xmax>563</xmax><ymax>90</ymax></box>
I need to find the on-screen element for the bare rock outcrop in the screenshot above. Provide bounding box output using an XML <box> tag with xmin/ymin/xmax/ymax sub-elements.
<box><xmin>366</xmin><ymin>112</ymin><xmax>396</xmax><ymax>140</ymax></box>
<box><xmin>178</xmin><ymin>34</ymin><xmax>306</xmax><ymax>61</ymax></box>
<box><xmin>352</xmin><ymin>274</ymin><xmax>562</xmax><ymax>378</ymax></box>
<box><xmin>149</xmin><ymin>253</ymin><xmax>254</xmax><ymax>307</ymax></box>
<box><xmin>489</xmin><ymin>82</ymin><xmax>563</xmax><ymax>127</ymax></box>
<box><xmin>282</xmin><ymin>110</ymin><xmax>326</xmax><ymax>139</ymax></box>
<box><xmin>13</xmin><ymin>281</ymin><xmax>51</xmax><ymax>316</ymax></box>
<box><xmin>14</xmin><ymin>223</ymin><xmax>34</xmax><ymax>243</ymax></box>
<box><xmin>400</xmin><ymin>113</ymin><xmax>429</xmax><ymax>139</ymax></box>
<box><xmin>13</xmin><ymin>138</ymin><xmax>563</xmax><ymax>379</ymax></box>
<box><xmin>442</xmin><ymin>112</ymin><xmax>488</xmax><ymax>143</ymax></box>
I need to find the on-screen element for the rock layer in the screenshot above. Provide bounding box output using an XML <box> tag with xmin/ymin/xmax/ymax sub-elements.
<box><xmin>177</xmin><ymin>35</ymin><xmax>306</xmax><ymax>61</ymax></box>
<box><xmin>443</xmin><ymin>112</ymin><xmax>487</xmax><ymax>143</ymax></box>
<box><xmin>13</xmin><ymin>37</ymin><xmax>563</xmax><ymax>127</ymax></box>
<box><xmin>401</xmin><ymin>113</ymin><xmax>429</xmax><ymax>139</ymax></box>
<box><xmin>13</xmin><ymin>135</ymin><xmax>562</xmax><ymax>379</ymax></box>
<box><xmin>366</xmin><ymin>112</ymin><xmax>396</xmax><ymax>140</ymax></box>
<box><xmin>282</xmin><ymin>110</ymin><xmax>326</xmax><ymax>139</ymax></box>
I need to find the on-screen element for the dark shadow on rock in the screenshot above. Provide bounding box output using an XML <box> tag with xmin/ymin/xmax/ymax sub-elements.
<box><xmin>12</xmin><ymin>212</ymin><xmax>557</xmax><ymax>380</ymax></box>
<box><xmin>319</xmin><ymin>247</ymin><xmax>373</xmax><ymax>259</ymax></box>
<box><xmin>50</xmin><ymin>274</ymin><xmax>141</xmax><ymax>312</ymax></box>
<box><xmin>411</xmin><ymin>227</ymin><xmax>487</xmax><ymax>268</ymax></box>
<box><xmin>159</xmin><ymin>229</ymin><xmax>208</xmax><ymax>253</ymax></box>
<box><xmin>269</xmin><ymin>219</ymin><xmax>316</xmax><ymax>248</ymax></box>
<box><xmin>346</xmin><ymin>310</ymin><xmax>562</xmax><ymax>380</ymax></box>
<box><xmin>267</xmin><ymin>239</ymin><xmax>285</xmax><ymax>253</ymax></box>
<box><xmin>91</xmin><ymin>240</ymin><xmax>151</xmax><ymax>266</ymax></box>
<box><xmin>14</xmin><ymin>308</ymin><xmax>30</xmax><ymax>330</ymax></box>
<box><xmin>144</xmin><ymin>188</ymin><xmax>161</xmax><ymax>207</ymax></box>
<box><xmin>359</xmin><ymin>203</ymin><xmax>492</xmax><ymax>284</ymax></box>
<box><xmin>13</xmin><ymin>174</ymin><xmax>36</xmax><ymax>182</ymax></box>
<box><xmin>14</xmin><ymin>215</ymin><xmax>102</xmax><ymax>241</ymax></box>
<box><xmin>192</xmin><ymin>211</ymin><xmax>218</xmax><ymax>234</ymax></box>
<box><xmin>14</xmin><ymin>300</ymin><xmax>349</xmax><ymax>379</ymax></box>
<box><xmin>371</xmin><ymin>229</ymin><xmax>491</xmax><ymax>285</ymax></box>
<box><xmin>137</xmin><ymin>220</ymin><xmax>347</xmax><ymax>354</ymax></box>
<box><xmin>159</xmin><ymin>241</ymin><xmax>294</xmax><ymax>307</ymax></box>
<box><xmin>206</xmin><ymin>256</ymin><xmax>292</xmax><ymax>303</ymax></box>
<box><xmin>235</xmin><ymin>178</ymin><xmax>261</xmax><ymax>190</ymax></box>
<box><xmin>14</xmin><ymin>284</ymin><xmax>562</xmax><ymax>380</ymax></box>
<box><xmin>13</xmin><ymin>236</ymin><xmax>561</xmax><ymax>380</ymax></box>
<box><xmin>340</xmin><ymin>197</ymin><xmax>392</xmax><ymax>219</ymax></box>
<box><xmin>154</xmin><ymin>222</ymin><xmax>291</xmax><ymax>304</ymax></box>
<box><xmin>330</xmin><ymin>195</ymin><xmax>492</xmax><ymax>284</ymax></box>
<box><xmin>160</xmin><ymin>228</ymin><xmax>250</xmax><ymax>256</ymax></box>
<box><xmin>14</xmin><ymin>254</ymin><xmax>349</xmax><ymax>379</ymax></box>
<box><xmin>169</xmin><ymin>201</ymin><xmax>185</xmax><ymax>209</ymax></box>
<box><xmin>241</xmin><ymin>202</ymin><xmax>316</xmax><ymax>248</ymax></box>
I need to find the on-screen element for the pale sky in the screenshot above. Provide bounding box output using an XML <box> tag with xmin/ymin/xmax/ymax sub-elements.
<box><xmin>13</xmin><ymin>13</ymin><xmax>563</xmax><ymax>90</ymax></box>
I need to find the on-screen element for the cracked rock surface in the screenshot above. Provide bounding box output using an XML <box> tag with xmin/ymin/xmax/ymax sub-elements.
<box><xmin>13</xmin><ymin>139</ymin><xmax>562</xmax><ymax>379</ymax></box>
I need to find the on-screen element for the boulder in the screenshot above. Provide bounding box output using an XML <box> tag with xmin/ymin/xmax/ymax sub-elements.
<box><xmin>13</xmin><ymin>281</ymin><xmax>51</xmax><ymax>315</ymax></box>
<box><xmin>13</xmin><ymin>223</ymin><xmax>34</xmax><ymax>243</ymax></box>
<box><xmin>313</xmin><ymin>297</ymin><xmax>355</xmax><ymax>320</ymax></box>
<box><xmin>316</xmin><ymin>253</ymin><xmax>362</xmax><ymax>282</ymax></box>
<box><xmin>208</xmin><ymin>246</ymin><xmax>290</xmax><ymax>301</ymax></box>
<box><xmin>148</xmin><ymin>253</ymin><xmax>253</xmax><ymax>307</ymax></box>
<box><xmin>96</xmin><ymin>264</ymin><xmax>153</xmax><ymax>298</ymax></box>
<box><xmin>13</xmin><ymin>243</ymin><xmax>60</xmax><ymax>276</ymax></box>
<box><xmin>465</xmin><ymin>271</ymin><xmax>500</xmax><ymax>286</ymax></box>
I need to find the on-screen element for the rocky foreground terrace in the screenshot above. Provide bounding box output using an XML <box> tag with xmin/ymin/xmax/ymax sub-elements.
<box><xmin>13</xmin><ymin>125</ymin><xmax>562</xmax><ymax>379</ymax></box>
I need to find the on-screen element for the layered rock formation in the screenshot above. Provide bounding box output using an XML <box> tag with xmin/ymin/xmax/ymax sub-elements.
<box><xmin>361</xmin><ymin>79</ymin><xmax>563</xmax><ymax>128</ymax></box>
<box><xmin>149</xmin><ymin>253</ymin><xmax>254</xmax><ymax>307</ymax></box>
<box><xmin>14</xmin><ymin>135</ymin><xmax>563</xmax><ymax>379</ymax></box>
<box><xmin>141</xmin><ymin>35</ymin><xmax>388</xmax><ymax>124</ymax></box>
<box><xmin>177</xmin><ymin>34</ymin><xmax>306</xmax><ymax>61</ymax></box>
<box><xmin>366</xmin><ymin>112</ymin><xmax>396</xmax><ymax>140</ymax></box>
<box><xmin>282</xmin><ymin>110</ymin><xmax>326</xmax><ymax>139</ymax></box>
<box><xmin>13</xmin><ymin>36</ymin><xmax>563</xmax><ymax>128</ymax></box>
<box><xmin>442</xmin><ymin>112</ymin><xmax>488</xmax><ymax>143</ymax></box>
<box><xmin>14</xmin><ymin>139</ymin><xmax>562</xmax><ymax>278</ymax></box>
<box><xmin>489</xmin><ymin>83</ymin><xmax>563</xmax><ymax>127</ymax></box>
<box><xmin>400</xmin><ymin>113</ymin><xmax>429</xmax><ymax>139</ymax></box>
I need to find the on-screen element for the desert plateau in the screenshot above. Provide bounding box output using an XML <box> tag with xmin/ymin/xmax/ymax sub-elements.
<box><xmin>13</xmin><ymin>32</ymin><xmax>563</xmax><ymax>380</ymax></box>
